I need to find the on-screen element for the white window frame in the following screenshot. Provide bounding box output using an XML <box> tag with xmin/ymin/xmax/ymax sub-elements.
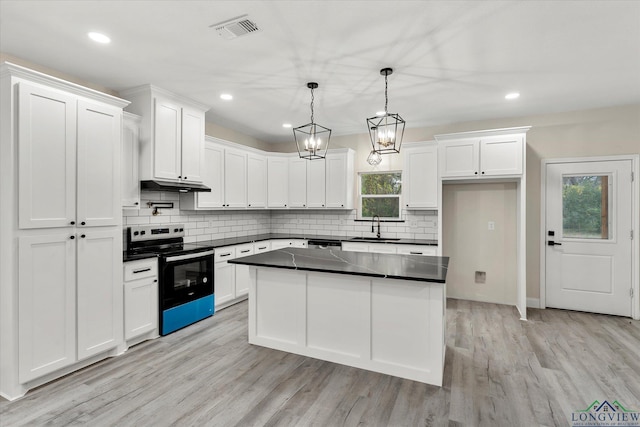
<box><xmin>358</xmin><ymin>171</ymin><xmax>403</xmax><ymax>220</ymax></box>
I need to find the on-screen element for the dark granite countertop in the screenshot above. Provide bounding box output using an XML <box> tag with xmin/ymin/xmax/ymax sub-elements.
<box><xmin>123</xmin><ymin>252</ymin><xmax>158</xmax><ymax>262</ymax></box>
<box><xmin>228</xmin><ymin>247</ymin><xmax>449</xmax><ymax>283</ymax></box>
<box><xmin>194</xmin><ymin>233</ymin><xmax>438</xmax><ymax>249</ymax></box>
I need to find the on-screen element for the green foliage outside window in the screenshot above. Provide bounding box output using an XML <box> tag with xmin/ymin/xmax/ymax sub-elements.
<box><xmin>360</xmin><ymin>172</ymin><xmax>401</xmax><ymax>218</ymax></box>
<box><xmin>563</xmin><ymin>176</ymin><xmax>605</xmax><ymax>238</ymax></box>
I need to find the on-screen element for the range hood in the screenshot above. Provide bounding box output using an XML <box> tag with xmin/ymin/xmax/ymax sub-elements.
<box><xmin>140</xmin><ymin>180</ymin><xmax>211</xmax><ymax>193</ymax></box>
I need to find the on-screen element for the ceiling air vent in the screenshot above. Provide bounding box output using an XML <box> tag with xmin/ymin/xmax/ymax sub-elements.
<box><xmin>210</xmin><ymin>14</ymin><xmax>260</xmax><ymax>40</ymax></box>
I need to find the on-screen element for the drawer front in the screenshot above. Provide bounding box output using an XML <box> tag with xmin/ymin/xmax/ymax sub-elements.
<box><xmin>124</xmin><ymin>258</ymin><xmax>158</xmax><ymax>281</ymax></box>
<box><xmin>215</xmin><ymin>247</ymin><xmax>237</xmax><ymax>262</ymax></box>
<box><xmin>396</xmin><ymin>245</ymin><xmax>437</xmax><ymax>256</ymax></box>
<box><xmin>254</xmin><ymin>241</ymin><xmax>272</xmax><ymax>253</ymax></box>
<box><xmin>341</xmin><ymin>242</ymin><xmax>369</xmax><ymax>253</ymax></box>
<box><xmin>368</xmin><ymin>243</ymin><xmax>397</xmax><ymax>254</ymax></box>
<box><xmin>235</xmin><ymin>243</ymin><xmax>255</xmax><ymax>258</ymax></box>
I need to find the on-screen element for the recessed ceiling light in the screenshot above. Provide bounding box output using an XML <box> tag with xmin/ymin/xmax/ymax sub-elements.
<box><xmin>88</xmin><ymin>32</ymin><xmax>111</xmax><ymax>44</ymax></box>
<box><xmin>220</xmin><ymin>94</ymin><xmax>233</xmax><ymax>100</ymax></box>
<box><xmin>282</xmin><ymin>123</ymin><xmax>292</xmax><ymax>128</ymax></box>
<box><xmin>505</xmin><ymin>92</ymin><xmax>520</xmax><ymax>100</ymax></box>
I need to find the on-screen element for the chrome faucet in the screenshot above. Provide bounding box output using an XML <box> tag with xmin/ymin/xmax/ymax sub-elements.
<box><xmin>372</xmin><ymin>215</ymin><xmax>381</xmax><ymax>238</ymax></box>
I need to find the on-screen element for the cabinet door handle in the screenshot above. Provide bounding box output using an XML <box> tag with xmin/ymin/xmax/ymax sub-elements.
<box><xmin>481</xmin><ymin>171</ymin><xmax>485</xmax><ymax>174</ymax></box>
<box><xmin>70</xmin><ymin>221</ymin><xmax>75</xmax><ymax>225</ymax></box>
<box><xmin>178</xmin><ymin>176</ymin><xmax>182</xmax><ymax>179</ymax></box>
<box><xmin>80</xmin><ymin>234</ymin><xmax>86</xmax><ymax>238</ymax></box>
<box><xmin>134</xmin><ymin>202</ymin><xmax>139</xmax><ymax>205</ymax></box>
<box><xmin>80</xmin><ymin>221</ymin><xmax>86</xmax><ymax>225</ymax></box>
<box><xmin>184</xmin><ymin>176</ymin><xmax>188</xmax><ymax>180</ymax></box>
<box><xmin>70</xmin><ymin>235</ymin><xmax>75</xmax><ymax>240</ymax></box>
<box><xmin>153</xmin><ymin>279</ymin><xmax>158</xmax><ymax>283</ymax></box>
<box><xmin>474</xmin><ymin>171</ymin><xmax>478</xmax><ymax>175</ymax></box>
<box><xmin>133</xmin><ymin>268</ymin><xmax>151</xmax><ymax>274</ymax></box>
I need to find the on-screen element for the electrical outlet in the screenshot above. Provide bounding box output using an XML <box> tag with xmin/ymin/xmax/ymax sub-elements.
<box><xmin>488</xmin><ymin>221</ymin><xmax>495</xmax><ymax>231</ymax></box>
<box><xmin>475</xmin><ymin>271</ymin><xmax>486</xmax><ymax>284</ymax></box>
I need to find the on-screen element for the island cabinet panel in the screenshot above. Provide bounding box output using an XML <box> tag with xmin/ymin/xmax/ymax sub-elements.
<box><xmin>248</xmin><ymin>267</ymin><xmax>446</xmax><ymax>386</ymax></box>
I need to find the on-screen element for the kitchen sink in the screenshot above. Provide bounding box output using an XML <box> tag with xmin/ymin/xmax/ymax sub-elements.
<box><xmin>349</xmin><ymin>237</ymin><xmax>402</xmax><ymax>242</ymax></box>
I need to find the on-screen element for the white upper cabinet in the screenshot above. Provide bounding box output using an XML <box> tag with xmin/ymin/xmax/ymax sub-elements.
<box><xmin>18</xmin><ymin>82</ymin><xmax>121</xmax><ymax>229</ymax></box>
<box><xmin>181</xmin><ymin>140</ymin><xmax>224</xmax><ymax>209</ymax></box>
<box><xmin>325</xmin><ymin>150</ymin><xmax>355</xmax><ymax>209</ymax></box>
<box><xmin>224</xmin><ymin>148</ymin><xmax>247</xmax><ymax>208</ymax></box>
<box><xmin>76</xmin><ymin>100</ymin><xmax>122</xmax><ymax>227</ymax></box>
<box><xmin>180</xmin><ymin>105</ymin><xmax>205</xmax><ymax>183</ymax></box>
<box><xmin>153</xmin><ymin>96</ymin><xmax>182</xmax><ymax>181</ymax></box>
<box><xmin>436</xmin><ymin>128</ymin><xmax>528</xmax><ymax>179</ymax></box>
<box><xmin>18</xmin><ymin>82</ymin><xmax>77</xmax><ymax>229</ymax></box>
<box><xmin>289</xmin><ymin>157</ymin><xmax>307</xmax><ymax>208</ymax></box>
<box><xmin>267</xmin><ymin>156</ymin><xmax>289</xmax><ymax>208</ymax></box>
<box><xmin>438</xmin><ymin>139</ymin><xmax>479</xmax><ymax>178</ymax></box>
<box><xmin>121</xmin><ymin>85</ymin><xmax>208</xmax><ymax>184</ymax></box>
<box><xmin>247</xmin><ymin>153</ymin><xmax>267</xmax><ymax>208</ymax></box>
<box><xmin>122</xmin><ymin>113</ymin><xmax>141</xmax><ymax>209</ymax></box>
<box><xmin>403</xmin><ymin>143</ymin><xmax>438</xmax><ymax>209</ymax></box>
<box><xmin>306</xmin><ymin>159</ymin><xmax>326</xmax><ymax>208</ymax></box>
<box><xmin>479</xmin><ymin>135</ymin><xmax>523</xmax><ymax>176</ymax></box>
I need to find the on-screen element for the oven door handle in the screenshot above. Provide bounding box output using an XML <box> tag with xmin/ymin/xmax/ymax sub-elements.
<box><xmin>165</xmin><ymin>250</ymin><xmax>214</xmax><ymax>263</ymax></box>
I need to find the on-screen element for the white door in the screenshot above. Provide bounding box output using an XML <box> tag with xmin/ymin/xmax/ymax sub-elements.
<box><xmin>247</xmin><ymin>153</ymin><xmax>267</xmax><ymax>208</ymax></box>
<box><xmin>214</xmin><ymin>261</ymin><xmax>236</xmax><ymax>307</ymax></box>
<box><xmin>545</xmin><ymin>160</ymin><xmax>633</xmax><ymax>316</ymax></box>
<box><xmin>77</xmin><ymin>228</ymin><xmax>123</xmax><ymax>360</ymax></box>
<box><xmin>289</xmin><ymin>158</ymin><xmax>307</xmax><ymax>208</ymax></box>
<box><xmin>122</xmin><ymin>114</ymin><xmax>140</xmax><ymax>208</ymax></box>
<box><xmin>180</xmin><ymin>106</ymin><xmax>204</xmax><ymax>183</ymax></box>
<box><xmin>77</xmin><ymin>100</ymin><xmax>121</xmax><ymax>227</ymax></box>
<box><xmin>18</xmin><ymin>82</ymin><xmax>77</xmax><ymax>229</ymax></box>
<box><xmin>439</xmin><ymin>139</ymin><xmax>479</xmax><ymax>178</ymax></box>
<box><xmin>267</xmin><ymin>157</ymin><xmax>289</xmax><ymax>208</ymax></box>
<box><xmin>325</xmin><ymin>153</ymin><xmax>347</xmax><ymax>208</ymax></box>
<box><xmin>153</xmin><ymin>97</ymin><xmax>182</xmax><ymax>180</ymax></box>
<box><xmin>224</xmin><ymin>149</ymin><xmax>247</xmax><ymax>208</ymax></box>
<box><xmin>18</xmin><ymin>233</ymin><xmax>76</xmax><ymax>382</ymax></box>
<box><xmin>197</xmin><ymin>142</ymin><xmax>225</xmax><ymax>209</ymax></box>
<box><xmin>404</xmin><ymin>145</ymin><xmax>438</xmax><ymax>209</ymax></box>
<box><xmin>306</xmin><ymin>158</ymin><xmax>326</xmax><ymax>208</ymax></box>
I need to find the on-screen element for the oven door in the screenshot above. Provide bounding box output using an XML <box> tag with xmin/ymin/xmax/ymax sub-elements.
<box><xmin>160</xmin><ymin>250</ymin><xmax>214</xmax><ymax>310</ymax></box>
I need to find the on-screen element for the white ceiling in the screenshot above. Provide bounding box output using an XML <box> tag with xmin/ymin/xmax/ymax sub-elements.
<box><xmin>1</xmin><ymin>1</ymin><xmax>639</xmax><ymax>144</ymax></box>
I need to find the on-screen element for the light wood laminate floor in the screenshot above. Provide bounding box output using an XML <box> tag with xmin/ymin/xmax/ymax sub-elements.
<box><xmin>1</xmin><ymin>299</ymin><xmax>639</xmax><ymax>426</ymax></box>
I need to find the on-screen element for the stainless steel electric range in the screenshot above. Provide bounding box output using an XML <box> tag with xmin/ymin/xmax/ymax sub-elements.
<box><xmin>127</xmin><ymin>224</ymin><xmax>214</xmax><ymax>335</ymax></box>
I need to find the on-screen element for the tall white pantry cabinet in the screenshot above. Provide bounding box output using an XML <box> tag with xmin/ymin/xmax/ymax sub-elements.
<box><xmin>0</xmin><ymin>63</ymin><xmax>129</xmax><ymax>400</ymax></box>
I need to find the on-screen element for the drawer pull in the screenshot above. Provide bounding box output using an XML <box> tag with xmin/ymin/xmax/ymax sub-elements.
<box><xmin>410</xmin><ymin>251</ymin><xmax>423</xmax><ymax>255</ymax></box>
<box><xmin>220</xmin><ymin>253</ymin><xmax>231</xmax><ymax>257</ymax></box>
<box><xmin>240</xmin><ymin>250</ymin><xmax>250</xmax><ymax>253</ymax></box>
<box><xmin>133</xmin><ymin>268</ymin><xmax>151</xmax><ymax>274</ymax></box>
<box><xmin>258</xmin><ymin>246</ymin><xmax>267</xmax><ymax>250</ymax></box>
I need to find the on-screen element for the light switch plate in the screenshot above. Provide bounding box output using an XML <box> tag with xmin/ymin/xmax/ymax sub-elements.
<box><xmin>488</xmin><ymin>221</ymin><xmax>495</xmax><ymax>231</ymax></box>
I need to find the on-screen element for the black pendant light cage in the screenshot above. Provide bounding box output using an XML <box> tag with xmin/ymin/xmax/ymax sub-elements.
<box><xmin>367</xmin><ymin>68</ymin><xmax>406</xmax><ymax>155</ymax></box>
<box><xmin>294</xmin><ymin>82</ymin><xmax>331</xmax><ymax>160</ymax></box>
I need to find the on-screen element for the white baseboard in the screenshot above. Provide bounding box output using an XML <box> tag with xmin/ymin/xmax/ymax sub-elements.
<box><xmin>527</xmin><ymin>298</ymin><xmax>540</xmax><ymax>308</ymax></box>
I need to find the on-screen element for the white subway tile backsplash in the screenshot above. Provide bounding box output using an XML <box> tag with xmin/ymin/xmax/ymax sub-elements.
<box><xmin>124</xmin><ymin>199</ymin><xmax>437</xmax><ymax>242</ymax></box>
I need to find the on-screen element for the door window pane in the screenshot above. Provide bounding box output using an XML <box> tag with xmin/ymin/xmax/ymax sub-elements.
<box><xmin>562</xmin><ymin>175</ymin><xmax>609</xmax><ymax>239</ymax></box>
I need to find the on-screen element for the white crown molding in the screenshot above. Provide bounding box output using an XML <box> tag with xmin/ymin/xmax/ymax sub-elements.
<box><xmin>434</xmin><ymin>126</ymin><xmax>532</xmax><ymax>141</ymax></box>
<box><xmin>0</xmin><ymin>62</ymin><xmax>129</xmax><ymax>108</ymax></box>
<box><xmin>119</xmin><ymin>84</ymin><xmax>210</xmax><ymax>112</ymax></box>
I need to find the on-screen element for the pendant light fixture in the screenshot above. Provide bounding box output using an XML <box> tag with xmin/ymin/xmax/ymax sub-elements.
<box><xmin>366</xmin><ymin>150</ymin><xmax>382</xmax><ymax>166</ymax></box>
<box><xmin>294</xmin><ymin>82</ymin><xmax>331</xmax><ymax>160</ymax></box>
<box><xmin>366</xmin><ymin>68</ymin><xmax>405</xmax><ymax>155</ymax></box>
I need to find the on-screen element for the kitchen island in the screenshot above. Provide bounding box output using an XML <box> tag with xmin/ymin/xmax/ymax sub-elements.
<box><xmin>229</xmin><ymin>248</ymin><xmax>449</xmax><ymax>386</ymax></box>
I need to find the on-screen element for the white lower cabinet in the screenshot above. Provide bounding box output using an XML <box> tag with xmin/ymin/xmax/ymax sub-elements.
<box><xmin>341</xmin><ymin>242</ymin><xmax>437</xmax><ymax>256</ymax></box>
<box><xmin>271</xmin><ymin>239</ymin><xmax>308</xmax><ymax>250</ymax></box>
<box><xmin>214</xmin><ymin>247</ymin><xmax>237</xmax><ymax>308</ymax></box>
<box><xmin>123</xmin><ymin>258</ymin><xmax>158</xmax><ymax>342</ymax></box>
<box><xmin>18</xmin><ymin>228</ymin><xmax>123</xmax><ymax>383</ymax></box>
<box><xmin>234</xmin><ymin>244</ymin><xmax>255</xmax><ymax>297</ymax></box>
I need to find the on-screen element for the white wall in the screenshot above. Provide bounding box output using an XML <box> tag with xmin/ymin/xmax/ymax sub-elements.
<box><xmin>442</xmin><ymin>183</ymin><xmax>517</xmax><ymax>305</ymax></box>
